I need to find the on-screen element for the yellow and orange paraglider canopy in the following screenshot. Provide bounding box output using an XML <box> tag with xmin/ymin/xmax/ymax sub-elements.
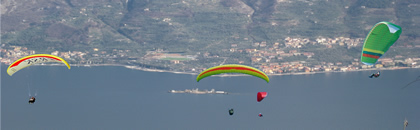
<box><xmin>7</xmin><ymin>54</ymin><xmax>71</xmax><ymax>76</ymax></box>
<box><xmin>196</xmin><ymin>64</ymin><xmax>269</xmax><ymax>83</ymax></box>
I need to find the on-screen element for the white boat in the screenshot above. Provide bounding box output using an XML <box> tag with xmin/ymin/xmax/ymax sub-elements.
<box><xmin>168</xmin><ymin>88</ymin><xmax>228</xmax><ymax>94</ymax></box>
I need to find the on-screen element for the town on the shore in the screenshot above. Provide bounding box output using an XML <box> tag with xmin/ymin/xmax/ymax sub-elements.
<box><xmin>2</xmin><ymin>36</ymin><xmax>420</xmax><ymax>74</ymax></box>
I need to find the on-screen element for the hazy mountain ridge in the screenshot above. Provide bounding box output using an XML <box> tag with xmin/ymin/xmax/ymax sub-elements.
<box><xmin>1</xmin><ymin>0</ymin><xmax>420</xmax><ymax>70</ymax></box>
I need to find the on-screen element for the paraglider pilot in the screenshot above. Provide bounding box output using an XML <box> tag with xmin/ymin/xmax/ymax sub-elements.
<box><xmin>258</xmin><ymin>113</ymin><xmax>263</xmax><ymax>117</ymax></box>
<box><xmin>369</xmin><ymin>71</ymin><xmax>380</xmax><ymax>78</ymax></box>
<box><xmin>229</xmin><ymin>109</ymin><xmax>234</xmax><ymax>115</ymax></box>
<box><xmin>29</xmin><ymin>97</ymin><xmax>35</xmax><ymax>104</ymax></box>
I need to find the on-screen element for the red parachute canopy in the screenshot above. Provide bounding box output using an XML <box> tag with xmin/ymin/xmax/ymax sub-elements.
<box><xmin>257</xmin><ymin>92</ymin><xmax>267</xmax><ymax>102</ymax></box>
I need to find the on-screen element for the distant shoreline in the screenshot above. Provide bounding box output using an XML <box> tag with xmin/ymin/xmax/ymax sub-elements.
<box><xmin>121</xmin><ymin>64</ymin><xmax>415</xmax><ymax>77</ymax></box>
<box><xmin>16</xmin><ymin>63</ymin><xmax>416</xmax><ymax>77</ymax></box>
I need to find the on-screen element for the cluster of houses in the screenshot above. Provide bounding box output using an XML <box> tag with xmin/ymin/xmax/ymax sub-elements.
<box><xmin>224</xmin><ymin>37</ymin><xmax>419</xmax><ymax>74</ymax></box>
<box><xmin>0</xmin><ymin>46</ymin><xmax>35</xmax><ymax>64</ymax></box>
<box><xmin>257</xmin><ymin>57</ymin><xmax>420</xmax><ymax>74</ymax></box>
<box><xmin>0</xmin><ymin>46</ymin><xmax>134</xmax><ymax>65</ymax></box>
<box><xmin>314</xmin><ymin>37</ymin><xmax>364</xmax><ymax>48</ymax></box>
<box><xmin>1</xmin><ymin>38</ymin><xmax>420</xmax><ymax>74</ymax></box>
<box><xmin>283</xmin><ymin>36</ymin><xmax>364</xmax><ymax>49</ymax></box>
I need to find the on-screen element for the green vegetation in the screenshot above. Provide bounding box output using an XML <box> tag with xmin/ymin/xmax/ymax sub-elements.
<box><xmin>1</xmin><ymin>0</ymin><xmax>419</xmax><ymax>70</ymax></box>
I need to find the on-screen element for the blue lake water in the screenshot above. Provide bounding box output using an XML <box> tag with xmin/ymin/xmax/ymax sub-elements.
<box><xmin>2</xmin><ymin>65</ymin><xmax>420</xmax><ymax>130</ymax></box>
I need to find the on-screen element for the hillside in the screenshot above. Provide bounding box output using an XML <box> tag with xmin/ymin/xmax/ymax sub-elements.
<box><xmin>1</xmin><ymin>0</ymin><xmax>420</xmax><ymax>72</ymax></box>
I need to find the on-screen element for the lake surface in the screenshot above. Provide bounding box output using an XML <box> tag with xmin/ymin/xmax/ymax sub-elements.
<box><xmin>2</xmin><ymin>66</ymin><xmax>420</xmax><ymax>130</ymax></box>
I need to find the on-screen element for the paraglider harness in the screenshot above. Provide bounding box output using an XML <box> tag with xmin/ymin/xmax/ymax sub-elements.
<box><xmin>369</xmin><ymin>71</ymin><xmax>380</xmax><ymax>78</ymax></box>
<box><xmin>229</xmin><ymin>109</ymin><xmax>234</xmax><ymax>115</ymax></box>
<box><xmin>29</xmin><ymin>97</ymin><xmax>36</xmax><ymax>104</ymax></box>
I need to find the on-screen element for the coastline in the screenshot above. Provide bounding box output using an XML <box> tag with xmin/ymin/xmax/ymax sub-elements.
<box><xmin>3</xmin><ymin>63</ymin><xmax>417</xmax><ymax>77</ymax></box>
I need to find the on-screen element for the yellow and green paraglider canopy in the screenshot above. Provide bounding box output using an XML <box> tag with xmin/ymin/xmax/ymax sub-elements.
<box><xmin>7</xmin><ymin>54</ymin><xmax>71</xmax><ymax>76</ymax></box>
<box><xmin>361</xmin><ymin>21</ymin><xmax>402</xmax><ymax>65</ymax></box>
<box><xmin>196</xmin><ymin>64</ymin><xmax>269</xmax><ymax>83</ymax></box>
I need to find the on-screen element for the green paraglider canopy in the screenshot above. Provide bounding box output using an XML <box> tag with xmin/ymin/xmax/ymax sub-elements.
<box><xmin>361</xmin><ymin>21</ymin><xmax>402</xmax><ymax>65</ymax></box>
